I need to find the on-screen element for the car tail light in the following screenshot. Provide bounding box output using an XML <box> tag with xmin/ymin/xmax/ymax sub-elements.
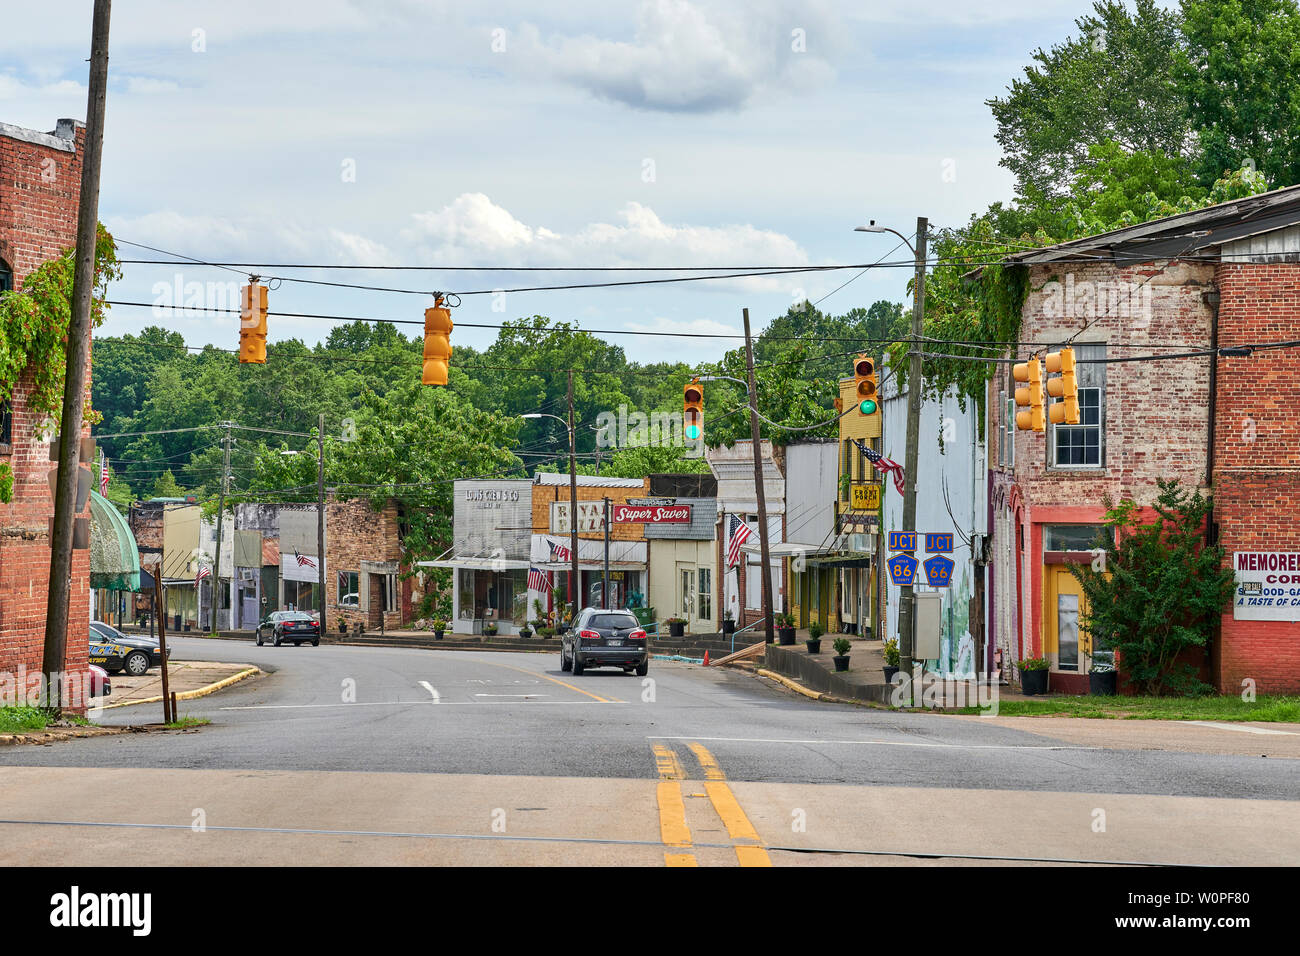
<box><xmin>579</xmin><ymin>629</ymin><xmax>601</xmax><ymax>640</ymax></box>
<box><xmin>628</xmin><ymin>629</ymin><xmax>647</xmax><ymax>641</ymax></box>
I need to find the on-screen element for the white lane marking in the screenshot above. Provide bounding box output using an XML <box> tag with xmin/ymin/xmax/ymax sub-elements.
<box><xmin>1185</xmin><ymin>721</ymin><xmax>1299</xmax><ymax>736</ymax></box>
<box><xmin>221</xmin><ymin>699</ymin><xmax>618</xmax><ymax>711</ymax></box>
<box><xmin>646</xmin><ymin>735</ymin><xmax>1099</xmax><ymax>751</ymax></box>
<box><xmin>474</xmin><ymin>694</ymin><xmax>550</xmax><ymax>698</ymax></box>
<box><xmin>418</xmin><ymin>681</ymin><xmax>440</xmax><ymax>702</ymax></box>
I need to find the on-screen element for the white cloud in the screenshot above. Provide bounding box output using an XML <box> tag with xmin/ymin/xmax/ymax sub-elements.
<box><xmin>518</xmin><ymin>0</ymin><xmax>837</xmax><ymax>113</ymax></box>
<box><xmin>122</xmin><ymin>75</ymin><xmax>181</xmax><ymax>95</ymax></box>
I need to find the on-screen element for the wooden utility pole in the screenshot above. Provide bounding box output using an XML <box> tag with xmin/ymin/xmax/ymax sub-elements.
<box><xmin>567</xmin><ymin>371</ymin><xmax>580</xmax><ymax>620</ymax></box>
<box><xmin>742</xmin><ymin>309</ymin><xmax>775</xmax><ymax>640</ymax></box>
<box><xmin>317</xmin><ymin>413</ymin><xmax>326</xmax><ymax>629</ymax></box>
<box><xmin>898</xmin><ymin>217</ymin><xmax>928</xmax><ymax>702</ymax></box>
<box><xmin>211</xmin><ymin>423</ymin><xmax>232</xmax><ymax>632</ymax></box>
<box><xmin>602</xmin><ymin>496</ymin><xmax>611</xmax><ymax>609</ymax></box>
<box><xmin>152</xmin><ymin>564</ymin><xmax>172</xmax><ymax>723</ymax></box>
<box><xmin>42</xmin><ymin>0</ymin><xmax>112</xmax><ymax>711</ymax></box>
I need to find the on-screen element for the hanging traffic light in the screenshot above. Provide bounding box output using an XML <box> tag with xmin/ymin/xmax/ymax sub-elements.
<box><xmin>854</xmin><ymin>354</ymin><xmax>879</xmax><ymax>415</ymax></box>
<box><xmin>422</xmin><ymin>296</ymin><xmax>453</xmax><ymax>386</ymax></box>
<box><xmin>1045</xmin><ymin>347</ymin><xmax>1080</xmax><ymax>425</ymax></box>
<box><xmin>683</xmin><ymin>379</ymin><xmax>704</xmax><ymax>443</ymax></box>
<box><xmin>1013</xmin><ymin>356</ymin><xmax>1045</xmax><ymax>432</ymax></box>
<box><xmin>239</xmin><ymin>281</ymin><xmax>267</xmax><ymax>364</ymax></box>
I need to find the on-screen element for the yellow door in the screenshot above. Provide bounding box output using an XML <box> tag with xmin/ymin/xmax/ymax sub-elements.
<box><xmin>1044</xmin><ymin>565</ymin><xmax>1086</xmax><ymax>674</ymax></box>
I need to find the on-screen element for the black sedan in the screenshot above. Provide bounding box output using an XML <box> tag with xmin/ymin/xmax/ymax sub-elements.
<box><xmin>89</xmin><ymin>621</ymin><xmax>167</xmax><ymax>676</ymax></box>
<box><xmin>561</xmin><ymin>608</ymin><xmax>648</xmax><ymax>676</ymax></box>
<box><xmin>256</xmin><ymin>611</ymin><xmax>321</xmax><ymax>647</ymax></box>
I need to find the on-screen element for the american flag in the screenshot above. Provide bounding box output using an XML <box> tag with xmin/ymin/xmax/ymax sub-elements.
<box><xmin>294</xmin><ymin>548</ymin><xmax>317</xmax><ymax>569</ymax></box>
<box><xmin>527</xmin><ymin>567</ymin><xmax>548</xmax><ymax>592</ymax></box>
<box><xmin>725</xmin><ymin>514</ymin><xmax>752</xmax><ymax>568</ymax></box>
<box><xmin>195</xmin><ymin>564</ymin><xmax>210</xmax><ymax>588</ymax></box>
<box><xmin>550</xmin><ymin>540</ymin><xmax>571</xmax><ymax>562</ymax></box>
<box><xmin>863</xmin><ymin>446</ymin><xmax>906</xmax><ymax>497</ymax></box>
<box><xmin>100</xmin><ymin>456</ymin><xmax>109</xmax><ymax>495</ymax></box>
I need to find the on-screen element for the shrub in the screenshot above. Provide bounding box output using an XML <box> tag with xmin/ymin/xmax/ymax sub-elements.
<box><xmin>882</xmin><ymin>638</ymin><xmax>900</xmax><ymax>667</ymax></box>
<box><xmin>808</xmin><ymin>621</ymin><xmax>824</xmax><ymax>640</ymax></box>
<box><xmin>1019</xmin><ymin>656</ymin><xmax>1050</xmax><ymax>671</ymax></box>
<box><xmin>833</xmin><ymin>637</ymin><xmax>852</xmax><ymax>656</ymax></box>
<box><xmin>430</xmin><ymin>618</ymin><xmax>447</xmax><ymax>631</ymax></box>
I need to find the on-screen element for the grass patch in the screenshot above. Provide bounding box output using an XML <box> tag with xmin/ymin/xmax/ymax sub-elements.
<box><xmin>971</xmin><ymin>694</ymin><xmax>1300</xmax><ymax>722</ymax></box>
<box><xmin>0</xmin><ymin>706</ymin><xmax>52</xmax><ymax>733</ymax></box>
<box><xmin>163</xmin><ymin>716</ymin><xmax>210</xmax><ymax>729</ymax></box>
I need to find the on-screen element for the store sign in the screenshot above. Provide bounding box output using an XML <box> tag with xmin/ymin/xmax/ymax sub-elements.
<box><xmin>1233</xmin><ymin>552</ymin><xmax>1300</xmax><ymax>621</ymax></box>
<box><xmin>850</xmin><ymin>483</ymin><xmax>880</xmax><ymax>511</ymax></box>
<box><xmin>612</xmin><ymin>504</ymin><xmax>691</xmax><ymax>524</ymax></box>
<box><xmin>550</xmin><ymin>501</ymin><xmax>606</xmax><ymax>533</ymax></box>
<box><xmin>464</xmin><ymin>487</ymin><xmax>521</xmax><ymax>503</ymax></box>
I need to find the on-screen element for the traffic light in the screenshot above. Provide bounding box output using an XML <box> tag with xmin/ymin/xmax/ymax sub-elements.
<box><xmin>853</xmin><ymin>354</ymin><xmax>879</xmax><ymax>415</ymax></box>
<box><xmin>422</xmin><ymin>296</ymin><xmax>453</xmax><ymax>386</ymax></box>
<box><xmin>239</xmin><ymin>281</ymin><xmax>267</xmax><ymax>364</ymax></box>
<box><xmin>683</xmin><ymin>379</ymin><xmax>704</xmax><ymax>443</ymax></box>
<box><xmin>1045</xmin><ymin>347</ymin><xmax>1079</xmax><ymax>425</ymax></box>
<box><xmin>1013</xmin><ymin>356</ymin><xmax>1045</xmax><ymax>432</ymax></box>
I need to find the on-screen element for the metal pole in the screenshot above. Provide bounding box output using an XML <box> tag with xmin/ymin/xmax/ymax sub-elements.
<box><xmin>317</xmin><ymin>413</ymin><xmax>326</xmax><ymax>633</ymax></box>
<box><xmin>742</xmin><ymin>309</ymin><xmax>775</xmax><ymax>641</ymax></box>
<box><xmin>899</xmin><ymin>217</ymin><xmax>928</xmax><ymax>703</ymax></box>
<box><xmin>212</xmin><ymin>423</ymin><xmax>231</xmax><ymax>633</ymax></box>
<box><xmin>603</xmin><ymin>496</ymin><xmax>611</xmax><ymax>609</ymax></box>
<box><xmin>42</xmin><ymin>0</ymin><xmax>111</xmax><ymax>712</ymax></box>
<box><xmin>567</xmin><ymin>371</ymin><xmax>580</xmax><ymax>622</ymax></box>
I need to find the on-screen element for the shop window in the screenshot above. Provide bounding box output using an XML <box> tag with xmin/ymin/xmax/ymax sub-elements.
<box><xmin>1044</xmin><ymin>524</ymin><xmax>1111</xmax><ymax>552</ymax></box>
<box><xmin>457</xmin><ymin>568</ymin><xmax>475</xmax><ymax>620</ymax></box>
<box><xmin>0</xmin><ymin>398</ymin><xmax>11</xmax><ymax>448</ymax></box>
<box><xmin>1051</xmin><ymin>343</ymin><xmax>1106</xmax><ymax>468</ymax></box>
<box><xmin>0</xmin><ymin>257</ymin><xmax>12</xmax><ymax>293</ymax></box>
<box><xmin>337</xmin><ymin>570</ymin><xmax>359</xmax><ymax>605</ymax></box>
<box><xmin>697</xmin><ymin>566</ymin><xmax>712</xmax><ymax>620</ymax></box>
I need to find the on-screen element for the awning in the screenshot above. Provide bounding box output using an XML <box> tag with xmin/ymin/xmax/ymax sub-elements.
<box><xmin>88</xmin><ymin>491</ymin><xmax>142</xmax><ymax>591</ymax></box>
<box><xmin>418</xmin><ymin>556</ymin><xmax>532</xmax><ymax>571</ymax></box>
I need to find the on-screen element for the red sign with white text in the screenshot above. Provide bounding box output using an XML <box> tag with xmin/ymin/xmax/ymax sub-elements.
<box><xmin>612</xmin><ymin>504</ymin><xmax>692</xmax><ymax>524</ymax></box>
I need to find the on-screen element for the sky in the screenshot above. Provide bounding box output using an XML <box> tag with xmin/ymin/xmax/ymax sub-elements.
<box><xmin>1</xmin><ymin>0</ymin><xmax>1109</xmax><ymax>365</ymax></box>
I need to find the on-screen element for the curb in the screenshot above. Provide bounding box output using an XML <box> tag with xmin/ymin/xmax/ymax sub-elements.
<box><xmin>0</xmin><ymin>725</ymin><xmax>134</xmax><ymax>747</ymax></box>
<box><xmin>101</xmin><ymin>666</ymin><xmax>261</xmax><ymax>710</ymax></box>
<box><xmin>756</xmin><ymin>668</ymin><xmax>825</xmax><ymax>701</ymax></box>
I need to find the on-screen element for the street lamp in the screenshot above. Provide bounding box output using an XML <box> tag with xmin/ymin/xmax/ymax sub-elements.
<box><xmin>522</xmin><ymin>411</ymin><xmax>580</xmax><ymax>624</ymax></box>
<box><xmin>856</xmin><ymin>216</ymin><xmax>928</xmax><ymax>703</ymax></box>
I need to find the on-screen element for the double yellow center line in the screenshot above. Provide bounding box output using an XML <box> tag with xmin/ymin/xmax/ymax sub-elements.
<box><xmin>654</xmin><ymin>741</ymin><xmax>771</xmax><ymax>867</ymax></box>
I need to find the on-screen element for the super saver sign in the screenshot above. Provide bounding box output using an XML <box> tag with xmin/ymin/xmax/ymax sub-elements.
<box><xmin>612</xmin><ymin>504</ymin><xmax>692</xmax><ymax>524</ymax></box>
<box><xmin>1233</xmin><ymin>552</ymin><xmax>1300</xmax><ymax>622</ymax></box>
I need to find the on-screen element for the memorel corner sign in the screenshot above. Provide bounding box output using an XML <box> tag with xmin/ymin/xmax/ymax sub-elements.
<box><xmin>1233</xmin><ymin>551</ymin><xmax>1300</xmax><ymax>621</ymax></box>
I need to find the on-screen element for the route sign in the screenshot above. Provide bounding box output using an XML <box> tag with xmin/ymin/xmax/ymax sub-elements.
<box><xmin>925</xmin><ymin>533</ymin><xmax>954</xmax><ymax>554</ymax></box>
<box><xmin>888</xmin><ymin>531</ymin><xmax>917</xmax><ymax>553</ymax></box>
<box><xmin>887</xmin><ymin>552</ymin><xmax>919</xmax><ymax>586</ymax></box>
<box><xmin>923</xmin><ymin>554</ymin><xmax>955</xmax><ymax>587</ymax></box>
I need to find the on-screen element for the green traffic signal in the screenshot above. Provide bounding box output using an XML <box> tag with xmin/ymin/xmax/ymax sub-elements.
<box><xmin>685</xmin><ymin>423</ymin><xmax>701</xmax><ymax>439</ymax></box>
<box><xmin>859</xmin><ymin>399</ymin><xmax>877</xmax><ymax>415</ymax></box>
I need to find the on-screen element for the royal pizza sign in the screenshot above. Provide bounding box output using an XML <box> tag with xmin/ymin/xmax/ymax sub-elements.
<box><xmin>612</xmin><ymin>504</ymin><xmax>692</xmax><ymax>524</ymax></box>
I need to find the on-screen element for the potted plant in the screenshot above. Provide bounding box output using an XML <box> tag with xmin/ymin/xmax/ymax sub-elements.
<box><xmin>666</xmin><ymin>616</ymin><xmax>686</xmax><ymax>637</ymax></box>
<box><xmin>1019</xmin><ymin>656</ymin><xmax>1050</xmax><ymax>695</ymax></box>
<box><xmin>832</xmin><ymin>637</ymin><xmax>852</xmax><ymax>672</ymax></box>
<box><xmin>806</xmin><ymin>621</ymin><xmax>823</xmax><ymax>654</ymax></box>
<box><xmin>882</xmin><ymin>637</ymin><xmax>900</xmax><ymax>683</ymax></box>
<box><xmin>336</xmin><ymin>616</ymin><xmax>348</xmax><ymax>635</ymax></box>
<box><xmin>721</xmin><ymin>611</ymin><xmax>735</xmax><ymax>635</ymax></box>
<box><xmin>538</xmin><ymin>626</ymin><xmax>556</xmax><ymax>639</ymax></box>
<box><xmin>519</xmin><ymin>623</ymin><xmax>533</xmax><ymax>639</ymax></box>
<box><xmin>483</xmin><ymin>622</ymin><xmax>499</xmax><ymax>637</ymax></box>
<box><xmin>777</xmin><ymin>613</ymin><xmax>796</xmax><ymax>645</ymax></box>
<box><xmin>431</xmin><ymin>618</ymin><xmax>446</xmax><ymax>640</ymax></box>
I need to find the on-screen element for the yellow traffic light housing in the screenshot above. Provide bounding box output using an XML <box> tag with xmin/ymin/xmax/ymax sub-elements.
<box><xmin>1045</xmin><ymin>347</ymin><xmax>1079</xmax><ymax>425</ymax></box>
<box><xmin>1013</xmin><ymin>357</ymin><xmax>1045</xmax><ymax>432</ymax></box>
<box><xmin>422</xmin><ymin>296</ymin><xmax>453</xmax><ymax>386</ymax></box>
<box><xmin>683</xmin><ymin>379</ymin><xmax>704</xmax><ymax>443</ymax></box>
<box><xmin>853</xmin><ymin>354</ymin><xmax>879</xmax><ymax>415</ymax></box>
<box><xmin>239</xmin><ymin>281</ymin><xmax>268</xmax><ymax>364</ymax></box>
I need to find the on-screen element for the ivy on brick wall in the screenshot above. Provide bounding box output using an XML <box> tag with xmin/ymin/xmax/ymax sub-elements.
<box><xmin>0</xmin><ymin>224</ymin><xmax>120</xmax><ymax>503</ymax></box>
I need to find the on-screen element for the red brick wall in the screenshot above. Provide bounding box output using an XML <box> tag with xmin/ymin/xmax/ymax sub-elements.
<box><xmin>325</xmin><ymin>497</ymin><xmax>407</xmax><ymax>632</ymax></box>
<box><xmin>1212</xmin><ymin>262</ymin><xmax>1300</xmax><ymax>694</ymax></box>
<box><xmin>0</xmin><ymin>120</ymin><xmax>88</xmax><ymax>705</ymax></box>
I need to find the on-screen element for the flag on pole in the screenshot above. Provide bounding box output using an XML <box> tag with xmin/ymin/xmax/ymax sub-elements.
<box><xmin>195</xmin><ymin>564</ymin><xmax>211</xmax><ymax>589</ymax></box>
<box><xmin>294</xmin><ymin>548</ymin><xmax>317</xmax><ymax>569</ymax></box>
<box><xmin>550</xmin><ymin>540</ymin><xmax>571</xmax><ymax>563</ymax></box>
<box><xmin>863</xmin><ymin>446</ymin><xmax>906</xmax><ymax>497</ymax></box>
<box><xmin>100</xmin><ymin>455</ymin><xmax>109</xmax><ymax>495</ymax></box>
<box><xmin>725</xmin><ymin>514</ymin><xmax>752</xmax><ymax>569</ymax></box>
<box><xmin>528</xmin><ymin>567</ymin><xmax>548</xmax><ymax>592</ymax></box>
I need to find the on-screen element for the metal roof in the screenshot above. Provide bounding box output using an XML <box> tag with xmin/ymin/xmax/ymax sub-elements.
<box><xmin>533</xmin><ymin>472</ymin><xmax>643</xmax><ymax>488</ymax></box>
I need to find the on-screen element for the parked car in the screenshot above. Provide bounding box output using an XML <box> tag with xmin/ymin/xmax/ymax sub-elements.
<box><xmin>561</xmin><ymin>607</ymin><xmax>649</xmax><ymax>676</ymax></box>
<box><xmin>88</xmin><ymin>622</ymin><xmax>166</xmax><ymax>677</ymax></box>
<box><xmin>88</xmin><ymin>664</ymin><xmax>111</xmax><ymax>699</ymax></box>
<box><xmin>256</xmin><ymin>610</ymin><xmax>321</xmax><ymax>646</ymax></box>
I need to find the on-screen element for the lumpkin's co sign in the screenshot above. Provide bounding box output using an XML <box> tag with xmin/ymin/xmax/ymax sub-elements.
<box><xmin>1233</xmin><ymin>551</ymin><xmax>1300</xmax><ymax>621</ymax></box>
<box><xmin>612</xmin><ymin>504</ymin><xmax>692</xmax><ymax>524</ymax></box>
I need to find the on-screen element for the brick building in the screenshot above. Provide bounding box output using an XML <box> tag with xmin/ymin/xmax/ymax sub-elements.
<box><xmin>0</xmin><ymin>117</ymin><xmax>89</xmax><ymax>697</ymax></box>
<box><xmin>988</xmin><ymin>185</ymin><xmax>1300</xmax><ymax>693</ymax></box>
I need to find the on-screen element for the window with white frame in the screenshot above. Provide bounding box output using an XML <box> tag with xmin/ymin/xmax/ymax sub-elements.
<box><xmin>1051</xmin><ymin>343</ymin><xmax>1105</xmax><ymax>468</ymax></box>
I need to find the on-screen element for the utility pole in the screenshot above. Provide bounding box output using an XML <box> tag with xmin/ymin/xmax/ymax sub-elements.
<box><xmin>898</xmin><ymin>216</ymin><xmax>928</xmax><ymax>702</ymax></box>
<box><xmin>42</xmin><ymin>0</ymin><xmax>111</xmax><ymax>712</ymax></box>
<box><xmin>603</xmin><ymin>496</ymin><xmax>611</xmax><ymax>609</ymax></box>
<box><xmin>212</xmin><ymin>423</ymin><xmax>232</xmax><ymax>632</ymax></box>
<box><xmin>567</xmin><ymin>371</ymin><xmax>580</xmax><ymax>621</ymax></box>
<box><xmin>317</xmin><ymin>412</ymin><xmax>326</xmax><ymax>631</ymax></box>
<box><xmin>742</xmin><ymin>308</ymin><xmax>775</xmax><ymax>640</ymax></box>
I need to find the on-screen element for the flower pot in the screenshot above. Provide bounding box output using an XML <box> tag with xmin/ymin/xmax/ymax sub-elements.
<box><xmin>805</xmin><ymin>639</ymin><xmax>821</xmax><ymax>654</ymax></box>
<box><xmin>722</xmin><ymin>619</ymin><xmax>735</xmax><ymax>635</ymax></box>
<box><xmin>832</xmin><ymin>655</ymin><xmax>851</xmax><ymax>672</ymax></box>
<box><xmin>668</xmin><ymin>621</ymin><xmax>685</xmax><ymax>637</ymax></box>
<box><xmin>433</xmin><ymin>630</ymin><xmax>444</xmax><ymax>640</ymax></box>
<box><xmin>1021</xmin><ymin>668</ymin><xmax>1049</xmax><ymax>696</ymax></box>
<box><xmin>1089</xmin><ymin>669</ymin><xmax>1117</xmax><ymax>696</ymax></box>
<box><xmin>778</xmin><ymin>626</ymin><xmax>796</xmax><ymax>646</ymax></box>
<box><xmin>519</xmin><ymin>629</ymin><xmax>532</xmax><ymax>640</ymax></box>
<box><xmin>883</xmin><ymin>665</ymin><xmax>899</xmax><ymax>684</ymax></box>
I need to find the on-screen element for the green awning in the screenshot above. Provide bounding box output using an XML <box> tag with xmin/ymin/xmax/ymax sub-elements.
<box><xmin>89</xmin><ymin>490</ymin><xmax>142</xmax><ymax>591</ymax></box>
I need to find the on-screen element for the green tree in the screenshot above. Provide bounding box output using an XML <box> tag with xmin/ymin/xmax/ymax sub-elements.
<box><xmin>1069</xmin><ymin>480</ymin><xmax>1234</xmax><ymax>696</ymax></box>
<box><xmin>151</xmin><ymin>469</ymin><xmax>185</xmax><ymax>498</ymax></box>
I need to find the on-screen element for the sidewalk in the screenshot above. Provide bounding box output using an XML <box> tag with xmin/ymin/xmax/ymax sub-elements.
<box><xmin>101</xmin><ymin>660</ymin><xmax>260</xmax><ymax>710</ymax></box>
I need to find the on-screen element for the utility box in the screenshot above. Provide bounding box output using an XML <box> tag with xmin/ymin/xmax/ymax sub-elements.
<box><xmin>913</xmin><ymin>591</ymin><xmax>942</xmax><ymax>661</ymax></box>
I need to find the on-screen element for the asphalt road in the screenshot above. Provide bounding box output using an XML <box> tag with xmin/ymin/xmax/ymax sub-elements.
<box><xmin>2</xmin><ymin>637</ymin><xmax>1297</xmax><ymax>866</ymax></box>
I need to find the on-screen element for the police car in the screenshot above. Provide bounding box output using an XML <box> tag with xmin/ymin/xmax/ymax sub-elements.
<box><xmin>89</xmin><ymin>621</ymin><xmax>167</xmax><ymax>677</ymax></box>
